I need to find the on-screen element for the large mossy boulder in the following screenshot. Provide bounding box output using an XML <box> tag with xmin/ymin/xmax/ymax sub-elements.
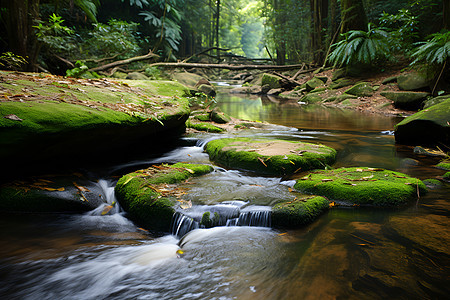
<box><xmin>423</xmin><ymin>95</ymin><xmax>450</xmax><ymax>109</ymax></box>
<box><xmin>197</xmin><ymin>84</ymin><xmax>216</xmax><ymax>97</ymax></box>
<box><xmin>171</xmin><ymin>71</ymin><xmax>204</xmax><ymax>87</ymax></box>
<box><xmin>397</xmin><ymin>72</ymin><xmax>431</xmax><ymax>91</ymax></box>
<box><xmin>394</xmin><ymin>98</ymin><xmax>450</xmax><ymax>146</ymax></box>
<box><xmin>115</xmin><ymin>163</ymin><xmax>214</xmax><ymax>231</ymax></box>
<box><xmin>380</xmin><ymin>91</ymin><xmax>429</xmax><ymax>110</ymax></box>
<box><xmin>345</xmin><ymin>82</ymin><xmax>374</xmax><ymax>97</ymax></box>
<box><xmin>261</xmin><ymin>73</ymin><xmax>282</xmax><ymax>89</ymax></box>
<box><xmin>0</xmin><ymin>72</ymin><xmax>191</xmax><ymax>178</ymax></box>
<box><xmin>294</xmin><ymin>167</ymin><xmax>427</xmax><ymax>206</ymax></box>
<box><xmin>272</xmin><ymin>196</ymin><xmax>330</xmax><ymax>228</ymax></box>
<box><xmin>204</xmin><ymin>137</ymin><xmax>336</xmax><ymax>176</ymax></box>
<box><xmin>0</xmin><ymin>176</ymin><xmax>104</xmax><ymax>212</ymax></box>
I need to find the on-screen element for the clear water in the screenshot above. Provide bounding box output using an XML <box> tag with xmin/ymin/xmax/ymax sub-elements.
<box><xmin>0</xmin><ymin>93</ymin><xmax>448</xmax><ymax>299</ymax></box>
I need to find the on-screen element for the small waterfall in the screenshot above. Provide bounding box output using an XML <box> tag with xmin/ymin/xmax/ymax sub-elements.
<box><xmin>171</xmin><ymin>212</ymin><xmax>199</xmax><ymax>238</ymax></box>
<box><xmin>87</xmin><ymin>179</ymin><xmax>120</xmax><ymax>216</ymax></box>
<box><xmin>226</xmin><ymin>210</ymin><xmax>272</xmax><ymax>227</ymax></box>
<box><xmin>170</xmin><ymin>204</ymin><xmax>272</xmax><ymax>238</ymax></box>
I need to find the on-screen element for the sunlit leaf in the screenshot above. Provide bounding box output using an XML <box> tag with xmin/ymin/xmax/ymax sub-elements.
<box><xmin>101</xmin><ymin>205</ymin><xmax>113</xmax><ymax>215</ymax></box>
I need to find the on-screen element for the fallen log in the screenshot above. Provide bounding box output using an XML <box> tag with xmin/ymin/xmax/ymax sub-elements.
<box><xmin>273</xmin><ymin>72</ymin><xmax>302</xmax><ymax>87</ymax></box>
<box><xmin>88</xmin><ymin>50</ymin><xmax>159</xmax><ymax>73</ymax></box>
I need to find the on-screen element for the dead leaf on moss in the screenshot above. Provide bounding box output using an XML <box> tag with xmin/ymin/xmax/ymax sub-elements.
<box><xmin>3</xmin><ymin>114</ymin><xmax>22</xmax><ymax>121</ymax></box>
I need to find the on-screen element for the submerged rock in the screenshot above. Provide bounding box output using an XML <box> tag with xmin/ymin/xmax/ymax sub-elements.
<box><xmin>204</xmin><ymin>137</ymin><xmax>336</xmax><ymax>176</ymax></box>
<box><xmin>294</xmin><ymin>167</ymin><xmax>427</xmax><ymax>206</ymax></box>
<box><xmin>272</xmin><ymin>196</ymin><xmax>330</xmax><ymax>228</ymax></box>
<box><xmin>115</xmin><ymin>163</ymin><xmax>214</xmax><ymax>231</ymax></box>
<box><xmin>394</xmin><ymin>98</ymin><xmax>450</xmax><ymax>146</ymax></box>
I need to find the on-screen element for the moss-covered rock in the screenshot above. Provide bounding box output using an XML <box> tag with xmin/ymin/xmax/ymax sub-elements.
<box><xmin>115</xmin><ymin>163</ymin><xmax>214</xmax><ymax>231</ymax></box>
<box><xmin>436</xmin><ymin>161</ymin><xmax>450</xmax><ymax>170</ymax></box>
<box><xmin>423</xmin><ymin>95</ymin><xmax>450</xmax><ymax>109</ymax></box>
<box><xmin>0</xmin><ymin>176</ymin><xmax>104</xmax><ymax>212</ymax></box>
<box><xmin>422</xmin><ymin>179</ymin><xmax>443</xmax><ymax>189</ymax></box>
<box><xmin>272</xmin><ymin>196</ymin><xmax>330</xmax><ymax>228</ymax></box>
<box><xmin>331</xmin><ymin>69</ymin><xmax>346</xmax><ymax>81</ymax></box>
<box><xmin>197</xmin><ymin>84</ymin><xmax>216</xmax><ymax>97</ymax></box>
<box><xmin>329</xmin><ymin>78</ymin><xmax>353</xmax><ymax>89</ymax></box>
<box><xmin>294</xmin><ymin>167</ymin><xmax>427</xmax><ymax>206</ymax></box>
<box><xmin>210</xmin><ymin>108</ymin><xmax>231</xmax><ymax>124</ymax></box>
<box><xmin>186</xmin><ymin>120</ymin><xmax>224</xmax><ymax>133</ymax></box>
<box><xmin>300</xmin><ymin>93</ymin><xmax>324</xmax><ymax>104</ymax></box>
<box><xmin>204</xmin><ymin>137</ymin><xmax>336</xmax><ymax>176</ymax></box>
<box><xmin>126</xmin><ymin>72</ymin><xmax>149</xmax><ymax>80</ymax></box>
<box><xmin>305</xmin><ymin>77</ymin><xmax>325</xmax><ymax>91</ymax></box>
<box><xmin>171</xmin><ymin>71</ymin><xmax>204</xmax><ymax>87</ymax></box>
<box><xmin>345</xmin><ymin>82</ymin><xmax>374</xmax><ymax>97</ymax></box>
<box><xmin>0</xmin><ymin>72</ymin><xmax>191</xmax><ymax>177</ymax></box>
<box><xmin>380</xmin><ymin>91</ymin><xmax>429</xmax><ymax>110</ymax></box>
<box><xmin>394</xmin><ymin>98</ymin><xmax>450</xmax><ymax>146</ymax></box>
<box><xmin>397</xmin><ymin>72</ymin><xmax>431</xmax><ymax>91</ymax></box>
<box><xmin>261</xmin><ymin>73</ymin><xmax>282</xmax><ymax>89</ymax></box>
<box><xmin>444</xmin><ymin>172</ymin><xmax>450</xmax><ymax>180</ymax></box>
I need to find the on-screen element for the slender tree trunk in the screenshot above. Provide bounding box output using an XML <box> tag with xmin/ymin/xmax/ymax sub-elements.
<box><xmin>340</xmin><ymin>0</ymin><xmax>367</xmax><ymax>33</ymax></box>
<box><xmin>444</xmin><ymin>0</ymin><xmax>450</xmax><ymax>30</ymax></box>
<box><xmin>216</xmin><ymin>0</ymin><xmax>220</xmax><ymax>62</ymax></box>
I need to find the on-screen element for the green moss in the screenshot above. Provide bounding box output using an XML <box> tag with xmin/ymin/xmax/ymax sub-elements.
<box><xmin>115</xmin><ymin>163</ymin><xmax>214</xmax><ymax>231</ymax></box>
<box><xmin>272</xmin><ymin>196</ymin><xmax>329</xmax><ymax>228</ymax></box>
<box><xmin>300</xmin><ymin>94</ymin><xmax>323</xmax><ymax>104</ymax></box>
<box><xmin>305</xmin><ymin>77</ymin><xmax>324</xmax><ymax>91</ymax></box>
<box><xmin>0</xmin><ymin>186</ymin><xmax>91</xmax><ymax>212</ymax></box>
<box><xmin>345</xmin><ymin>82</ymin><xmax>374</xmax><ymax>97</ymax></box>
<box><xmin>444</xmin><ymin>172</ymin><xmax>450</xmax><ymax>180</ymax></box>
<box><xmin>193</xmin><ymin>113</ymin><xmax>211</xmax><ymax>122</ymax></box>
<box><xmin>294</xmin><ymin>167</ymin><xmax>427</xmax><ymax>206</ymax></box>
<box><xmin>435</xmin><ymin>161</ymin><xmax>450</xmax><ymax>170</ymax></box>
<box><xmin>261</xmin><ymin>73</ymin><xmax>282</xmax><ymax>89</ymax></box>
<box><xmin>204</xmin><ymin>137</ymin><xmax>336</xmax><ymax>176</ymax></box>
<box><xmin>423</xmin><ymin>179</ymin><xmax>443</xmax><ymax>188</ymax></box>
<box><xmin>210</xmin><ymin>109</ymin><xmax>231</xmax><ymax>124</ymax></box>
<box><xmin>186</xmin><ymin>120</ymin><xmax>224</xmax><ymax>133</ymax></box>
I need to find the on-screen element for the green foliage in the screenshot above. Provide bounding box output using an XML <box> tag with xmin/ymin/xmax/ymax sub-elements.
<box><xmin>144</xmin><ymin>66</ymin><xmax>162</xmax><ymax>79</ymax></box>
<box><xmin>34</xmin><ymin>14</ymin><xmax>76</xmax><ymax>54</ymax></box>
<box><xmin>73</xmin><ymin>0</ymin><xmax>100</xmax><ymax>22</ymax></box>
<box><xmin>379</xmin><ymin>8</ymin><xmax>419</xmax><ymax>51</ymax></box>
<box><xmin>411</xmin><ymin>30</ymin><xmax>450</xmax><ymax>66</ymax></box>
<box><xmin>85</xmin><ymin>19</ymin><xmax>141</xmax><ymax>58</ymax></box>
<box><xmin>327</xmin><ymin>24</ymin><xmax>390</xmax><ymax>68</ymax></box>
<box><xmin>0</xmin><ymin>52</ymin><xmax>27</xmax><ymax>70</ymax></box>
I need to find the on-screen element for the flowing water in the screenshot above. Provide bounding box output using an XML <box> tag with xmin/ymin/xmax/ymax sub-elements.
<box><xmin>0</xmin><ymin>91</ymin><xmax>448</xmax><ymax>299</ymax></box>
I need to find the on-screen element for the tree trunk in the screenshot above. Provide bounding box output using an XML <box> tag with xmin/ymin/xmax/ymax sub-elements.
<box><xmin>340</xmin><ymin>0</ymin><xmax>367</xmax><ymax>33</ymax></box>
<box><xmin>1</xmin><ymin>0</ymin><xmax>40</xmax><ymax>71</ymax></box>
<box><xmin>216</xmin><ymin>0</ymin><xmax>221</xmax><ymax>62</ymax></box>
<box><xmin>310</xmin><ymin>0</ymin><xmax>329</xmax><ymax>64</ymax></box>
<box><xmin>444</xmin><ymin>0</ymin><xmax>450</xmax><ymax>30</ymax></box>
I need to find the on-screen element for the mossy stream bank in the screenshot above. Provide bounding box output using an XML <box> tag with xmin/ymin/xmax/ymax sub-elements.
<box><xmin>0</xmin><ymin>71</ymin><xmax>191</xmax><ymax>178</ymax></box>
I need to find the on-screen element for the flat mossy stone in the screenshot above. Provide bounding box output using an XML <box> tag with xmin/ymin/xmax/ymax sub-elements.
<box><xmin>331</xmin><ymin>69</ymin><xmax>346</xmax><ymax>81</ymax></box>
<box><xmin>309</xmin><ymin>87</ymin><xmax>327</xmax><ymax>94</ymax></box>
<box><xmin>329</xmin><ymin>78</ymin><xmax>353</xmax><ymax>89</ymax></box>
<box><xmin>397</xmin><ymin>72</ymin><xmax>431</xmax><ymax>91</ymax></box>
<box><xmin>261</xmin><ymin>73</ymin><xmax>282</xmax><ymax>89</ymax></box>
<box><xmin>423</xmin><ymin>179</ymin><xmax>443</xmax><ymax>189</ymax></box>
<box><xmin>204</xmin><ymin>137</ymin><xmax>336</xmax><ymax>176</ymax></box>
<box><xmin>186</xmin><ymin>120</ymin><xmax>224</xmax><ymax>133</ymax></box>
<box><xmin>423</xmin><ymin>95</ymin><xmax>450</xmax><ymax>109</ymax></box>
<box><xmin>171</xmin><ymin>71</ymin><xmax>204</xmax><ymax>87</ymax></box>
<box><xmin>380</xmin><ymin>91</ymin><xmax>429</xmax><ymax>110</ymax></box>
<box><xmin>0</xmin><ymin>72</ymin><xmax>191</xmax><ymax>177</ymax></box>
<box><xmin>193</xmin><ymin>113</ymin><xmax>211</xmax><ymax>122</ymax></box>
<box><xmin>305</xmin><ymin>77</ymin><xmax>325</xmax><ymax>91</ymax></box>
<box><xmin>345</xmin><ymin>82</ymin><xmax>374</xmax><ymax>97</ymax></box>
<box><xmin>394</xmin><ymin>98</ymin><xmax>450</xmax><ymax>146</ymax></box>
<box><xmin>294</xmin><ymin>167</ymin><xmax>427</xmax><ymax>206</ymax></box>
<box><xmin>382</xmin><ymin>76</ymin><xmax>398</xmax><ymax>84</ymax></box>
<box><xmin>115</xmin><ymin>163</ymin><xmax>214</xmax><ymax>231</ymax></box>
<box><xmin>272</xmin><ymin>196</ymin><xmax>330</xmax><ymax>228</ymax></box>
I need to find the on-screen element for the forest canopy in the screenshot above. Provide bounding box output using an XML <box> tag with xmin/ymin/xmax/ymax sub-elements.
<box><xmin>0</xmin><ymin>0</ymin><xmax>448</xmax><ymax>77</ymax></box>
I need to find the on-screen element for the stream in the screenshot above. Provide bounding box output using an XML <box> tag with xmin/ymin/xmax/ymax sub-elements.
<box><xmin>0</xmin><ymin>91</ymin><xmax>448</xmax><ymax>299</ymax></box>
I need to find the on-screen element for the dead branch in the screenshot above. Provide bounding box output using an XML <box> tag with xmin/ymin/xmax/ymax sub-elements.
<box><xmin>291</xmin><ymin>63</ymin><xmax>306</xmax><ymax>80</ymax></box>
<box><xmin>183</xmin><ymin>47</ymin><xmax>231</xmax><ymax>63</ymax></box>
<box><xmin>80</xmin><ymin>52</ymin><xmax>126</xmax><ymax>64</ymax></box>
<box><xmin>273</xmin><ymin>72</ymin><xmax>302</xmax><ymax>86</ymax></box>
<box><xmin>88</xmin><ymin>50</ymin><xmax>159</xmax><ymax>73</ymax></box>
